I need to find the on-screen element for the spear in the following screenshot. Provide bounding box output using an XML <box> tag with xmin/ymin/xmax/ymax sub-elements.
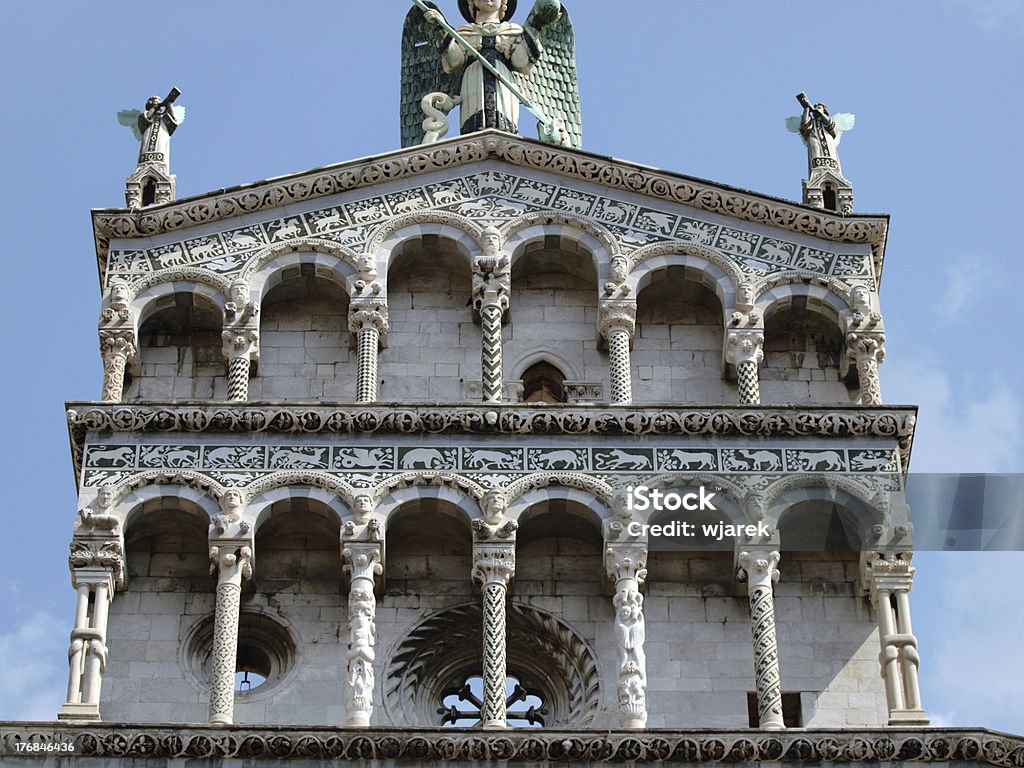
<box><xmin>410</xmin><ymin>0</ymin><xmax>555</xmax><ymax>135</ymax></box>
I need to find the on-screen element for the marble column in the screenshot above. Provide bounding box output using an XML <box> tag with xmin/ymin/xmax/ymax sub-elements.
<box><xmin>605</xmin><ymin>545</ymin><xmax>649</xmax><ymax>728</ymax></box>
<box><xmin>222</xmin><ymin>329</ymin><xmax>259</xmax><ymax>402</ymax></box>
<box><xmin>726</xmin><ymin>329</ymin><xmax>765</xmax><ymax>405</ymax></box>
<box><xmin>738</xmin><ymin>550</ymin><xmax>785</xmax><ymax>730</ymax></box>
<box><xmin>349</xmin><ymin>301</ymin><xmax>388</xmax><ymax>404</ymax></box>
<box><xmin>99</xmin><ymin>331</ymin><xmax>136</xmax><ymax>402</ymax></box>
<box><xmin>846</xmin><ymin>332</ymin><xmax>885</xmax><ymax>406</ymax></box>
<box><xmin>472</xmin><ymin>228</ymin><xmax>511</xmax><ymax>404</ymax></box>
<box><xmin>599</xmin><ymin>301</ymin><xmax>637</xmax><ymax>405</ymax></box>
<box><xmin>208</xmin><ymin>543</ymin><xmax>253</xmax><ymax>725</ymax></box>
<box><xmin>471</xmin><ymin>544</ymin><xmax>515</xmax><ymax>729</ymax></box>
<box><xmin>342</xmin><ymin>542</ymin><xmax>383</xmax><ymax>727</ymax></box>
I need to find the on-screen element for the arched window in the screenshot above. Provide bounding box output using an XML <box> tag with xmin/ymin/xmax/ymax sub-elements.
<box><xmin>439</xmin><ymin>674</ymin><xmax>546</xmax><ymax>727</ymax></box>
<box><xmin>522</xmin><ymin>361</ymin><xmax>566</xmax><ymax>404</ymax></box>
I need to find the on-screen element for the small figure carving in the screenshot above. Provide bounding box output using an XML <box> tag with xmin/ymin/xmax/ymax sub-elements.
<box><xmin>225</xmin><ymin>281</ymin><xmax>259</xmax><ymax>323</ymax></box>
<box><xmin>786</xmin><ymin>92</ymin><xmax>854</xmax><ymax>176</ymax></box>
<box><xmin>219</xmin><ymin>488</ymin><xmax>245</xmax><ymax>522</ymax></box>
<box><xmin>353</xmin><ymin>494</ymin><xmax>375</xmax><ymax>525</ymax></box>
<box><xmin>118</xmin><ymin>88</ymin><xmax>185</xmax><ymax>168</ymax></box>
<box><xmin>482</xmin><ymin>489</ymin><xmax>507</xmax><ymax>524</ymax></box>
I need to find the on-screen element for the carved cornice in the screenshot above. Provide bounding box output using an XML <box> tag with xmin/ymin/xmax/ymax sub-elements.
<box><xmin>65</xmin><ymin>403</ymin><xmax>918</xmax><ymax>485</ymax></box>
<box><xmin>1</xmin><ymin>725</ymin><xmax>1020</xmax><ymax>764</ymax></box>
<box><xmin>91</xmin><ymin>131</ymin><xmax>888</xmax><ymax>288</ymax></box>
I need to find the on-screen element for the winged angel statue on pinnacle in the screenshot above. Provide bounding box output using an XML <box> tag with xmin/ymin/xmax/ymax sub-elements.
<box><xmin>400</xmin><ymin>0</ymin><xmax>582</xmax><ymax>149</ymax></box>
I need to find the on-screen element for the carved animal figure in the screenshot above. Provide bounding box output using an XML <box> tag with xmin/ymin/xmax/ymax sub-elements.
<box><xmin>598</xmin><ymin>202</ymin><xmax>628</xmax><ymax>222</ymax></box>
<box><xmin>205</xmin><ymin>446</ymin><xmax>263</xmax><ymax>467</ymax></box>
<box><xmin>394</xmin><ymin>197</ymin><xmax>427</xmax><ymax>214</ymax></box>
<box><xmin>270</xmin><ymin>447</ymin><xmax>328</xmax><ymax>468</ymax></box>
<box><xmin>353</xmin><ymin>205</ymin><xmax>384</xmax><ymax>224</ymax></box>
<box><xmin>201</xmin><ymin>256</ymin><xmax>236</xmax><ymax>272</ymax></box>
<box><xmin>797</xmin><ymin>252</ymin><xmax>828</xmax><ymax>270</ymax></box>
<box><xmin>400</xmin><ymin>448</ymin><xmax>451</xmax><ymax>469</ymax></box>
<box><xmin>531</xmin><ymin>450</ymin><xmax>585</xmax><ymax>470</ymax></box>
<box><xmin>718</xmin><ymin>234</ymin><xmax>755</xmax><ymax>255</ymax></box>
<box><xmin>154</xmin><ymin>247</ymin><xmax>188</xmax><ymax>268</ymax></box>
<box><xmin>726</xmin><ymin>450</ymin><xmax>782</xmax><ymax>471</ymax></box>
<box><xmin>476</xmin><ymin>172</ymin><xmax>507</xmax><ymax>194</ymax></box>
<box><xmin>314</xmin><ymin>213</ymin><xmax>344</xmax><ymax>233</ymax></box>
<box><xmin>337</xmin><ymin>448</ymin><xmax>389</xmax><ymax>469</ymax></box>
<box><xmin>271</xmin><ymin>220</ymin><xmax>303</xmax><ymax>241</ymax></box>
<box><xmin>678</xmin><ymin>222</ymin><xmax>712</xmax><ymax>244</ymax></box>
<box><xmin>89</xmin><ymin>446</ymin><xmax>135</xmax><ymax>466</ymax></box>
<box><xmin>639</xmin><ymin>212</ymin><xmax>674</xmax><ymax>233</ymax></box>
<box><xmin>850</xmin><ymin>453</ymin><xmax>895</xmax><ymax>471</ymax></box>
<box><xmin>596</xmin><ymin>449</ymin><xmax>651</xmax><ymax>471</ymax></box>
<box><xmin>160</xmin><ymin>446</ymin><xmax>199</xmax><ymax>467</ymax></box>
<box><xmin>617</xmin><ymin>229</ymin><xmax>657</xmax><ymax>246</ymax></box>
<box><xmin>457</xmin><ymin>200</ymin><xmax>492</xmax><ymax>216</ymax></box>
<box><xmin>798</xmin><ymin>450</ymin><xmax>844</xmax><ymax>471</ymax></box>
<box><xmin>226</xmin><ymin>232</ymin><xmax>261</xmax><ymax>250</ymax></box>
<box><xmin>189</xmin><ymin>240</ymin><xmax>221</xmax><ymax>259</ymax></box>
<box><xmin>759</xmin><ymin>241</ymin><xmax>794</xmax><ymax>261</ymax></box>
<box><xmin>464</xmin><ymin>450</ymin><xmax>518</xmax><ymax>470</ymax></box>
<box><xmin>517</xmin><ymin>185</ymin><xmax>550</xmax><ymax>205</ymax></box>
<box><xmin>432</xmin><ymin>184</ymin><xmax>463</xmax><ymax>205</ymax></box>
<box><xmin>669</xmin><ymin>450</ymin><xmax>716</xmax><ymax>470</ymax></box>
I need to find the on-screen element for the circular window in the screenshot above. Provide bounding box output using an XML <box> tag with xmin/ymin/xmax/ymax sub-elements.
<box><xmin>182</xmin><ymin>611</ymin><xmax>297</xmax><ymax>699</ymax></box>
<box><xmin>385</xmin><ymin>602</ymin><xmax>599</xmax><ymax>727</ymax></box>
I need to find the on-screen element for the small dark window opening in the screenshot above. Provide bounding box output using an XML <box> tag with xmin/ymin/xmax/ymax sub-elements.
<box><xmin>522</xmin><ymin>362</ymin><xmax>565</xmax><ymax>404</ymax></box>
<box><xmin>235</xmin><ymin>643</ymin><xmax>272</xmax><ymax>692</ymax></box>
<box><xmin>747</xmin><ymin>691</ymin><xmax>803</xmax><ymax>728</ymax></box>
<box><xmin>141</xmin><ymin>179</ymin><xmax>157</xmax><ymax>207</ymax></box>
<box><xmin>822</xmin><ymin>184</ymin><xmax>837</xmax><ymax>212</ymax></box>
<box><xmin>439</xmin><ymin>674</ymin><xmax>546</xmax><ymax>728</ymax></box>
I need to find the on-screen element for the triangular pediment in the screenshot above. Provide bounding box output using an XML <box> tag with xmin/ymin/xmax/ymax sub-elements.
<box><xmin>94</xmin><ymin>130</ymin><xmax>887</xmax><ymax>289</ymax></box>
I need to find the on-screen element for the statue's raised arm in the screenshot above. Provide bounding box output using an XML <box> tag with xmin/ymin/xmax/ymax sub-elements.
<box><xmin>786</xmin><ymin>91</ymin><xmax>854</xmax><ymax>175</ymax></box>
<box><xmin>400</xmin><ymin>0</ymin><xmax>581</xmax><ymax>148</ymax></box>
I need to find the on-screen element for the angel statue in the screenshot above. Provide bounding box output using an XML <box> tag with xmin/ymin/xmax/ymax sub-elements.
<box><xmin>400</xmin><ymin>0</ymin><xmax>581</xmax><ymax>149</ymax></box>
<box><xmin>785</xmin><ymin>92</ymin><xmax>854</xmax><ymax>176</ymax></box>
<box><xmin>118</xmin><ymin>88</ymin><xmax>185</xmax><ymax>169</ymax></box>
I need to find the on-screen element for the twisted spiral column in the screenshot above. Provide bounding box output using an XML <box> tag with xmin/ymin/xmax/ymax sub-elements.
<box><xmin>472</xmin><ymin>545</ymin><xmax>514</xmax><ymax>729</ymax></box>
<box><xmin>599</xmin><ymin>302</ymin><xmax>636</xmax><ymax>405</ymax></box>
<box><xmin>100</xmin><ymin>332</ymin><xmax>136</xmax><ymax>402</ymax></box>
<box><xmin>209</xmin><ymin>544</ymin><xmax>252</xmax><ymax>726</ymax></box>
<box><xmin>480</xmin><ymin>302</ymin><xmax>504</xmax><ymax>403</ymax></box>
<box><xmin>739</xmin><ymin>551</ymin><xmax>785</xmax><ymax>730</ymax></box>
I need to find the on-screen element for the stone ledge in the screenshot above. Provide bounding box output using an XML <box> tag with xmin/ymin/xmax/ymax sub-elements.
<box><xmin>1</xmin><ymin>724</ymin><xmax>1021</xmax><ymax>764</ymax></box>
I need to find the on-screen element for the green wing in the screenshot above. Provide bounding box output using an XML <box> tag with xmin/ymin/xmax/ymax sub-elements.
<box><xmin>401</xmin><ymin>3</ymin><xmax>463</xmax><ymax>148</ymax></box>
<box><xmin>514</xmin><ymin>3</ymin><xmax>582</xmax><ymax>149</ymax></box>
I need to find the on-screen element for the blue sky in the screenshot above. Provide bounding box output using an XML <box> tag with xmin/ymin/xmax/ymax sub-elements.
<box><xmin>0</xmin><ymin>1</ymin><xmax>1021</xmax><ymax>732</ymax></box>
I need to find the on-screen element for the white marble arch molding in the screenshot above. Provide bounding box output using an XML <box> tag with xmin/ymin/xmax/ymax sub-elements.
<box><xmin>507</xmin><ymin>486</ymin><xmax>611</xmax><ymax>534</ymax></box>
<box><xmin>627</xmin><ymin>243</ymin><xmax>742</xmax><ymax>314</ymax></box>
<box><xmin>755</xmin><ymin>277</ymin><xmax>855</xmax><ymax>333</ymax></box>
<box><xmin>129</xmin><ymin>279</ymin><xmax>229</xmax><ymax>333</ymax></box>
<box><xmin>501</xmin><ymin>215</ymin><xmax>616</xmax><ymax>287</ymax></box>
<box><xmin>374</xmin><ymin>481</ymin><xmax>482</xmax><ymax>533</ymax></box>
<box><xmin>116</xmin><ymin>480</ymin><xmax>222</xmax><ymax>535</ymax></box>
<box><xmin>371</xmin><ymin>216</ymin><xmax>482</xmax><ymax>285</ymax></box>
<box><xmin>244</xmin><ymin>240</ymin><xmax>361</xmax><ymax>306</ymax></box>
<box><xmin>629</xmin><ymin>472</ymin><xmax>747</xmax><ymax>526</ymax></box>
<box><xmin>245</xmin><ymin>483</ymin><xmax>352</xmax><ymax>536</ymax></box>
<box><xmin>505</xmin><ymin>473</ymin><xmax>615</xmax><ymax>515</ymax></box>
<box><xmin>509</xmin><ymin>347</ymin><xmax>584</xmax><ymax>383</ymax></box>
<box><xmin>765</xmin><ymin>479</ymin><xmax>886</xmax><ymax>547</ymax></box>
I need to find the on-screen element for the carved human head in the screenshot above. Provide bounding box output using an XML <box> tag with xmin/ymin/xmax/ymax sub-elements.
<box><xmin>97</xmin><ymin>485</ymin><xmax>116</xmax><ymax>510</ymax></box>
<box><xmin>229</xmin><ymin>280</ymin><xmax>249</xmax><ymax>306</ymax></box>
<box><xmin>146</xmin><ymin>96</ymin><xmax>162</xmax><ymax>111</ymax></box>
<box><xmin>851</xmin><ymin>284</ymin><xmax>871</xmax><ymax>308</ymax></box>
<box><xmin>109</xmin><ymin>279</ymin><xmax>130</xmax><ymax>312</ymax></box>
<box><xmin>481</xmin><ymin>225</ymin><xmax>501</xmax><ymax>257</ymax></box>
<box><xmin>460</xmin><ymin>0</ymin><xmax>515</xmax><ymax>22</ymax></box>
<box><xmin>353</xmin><ymin>494</ymin><xmax>375</xmax><ymax>524</ymax></box>
<box><xmin>482</xmin><ymin>489</ymin><xmax>507</xmax><ymax>525</ymax></box>
<box><xmin>220</xmin><ymin>489</ymin><xmax>245</xmax><ymax>521</ymax></box>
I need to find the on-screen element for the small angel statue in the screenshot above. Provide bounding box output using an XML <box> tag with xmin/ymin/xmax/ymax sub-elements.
<box><xmin>117</xmin><ymin>88</ymin><xmax>185</xmax><ymax>170</ymax></box>
<box><xmin>786</xmin><ymin>92</ymin><xmax>854</xmax><ymax>176</ymax></box>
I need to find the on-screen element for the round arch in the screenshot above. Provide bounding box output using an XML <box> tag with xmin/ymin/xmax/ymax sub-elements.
<box><xmin>501</xmin><ymin>215</ymin><xmax>613</xmax><ymax>287</ymax></box>
<box><xmin>507</xmin><ymin>486</ymin><xmax>611</xmax><ymax>530</ymax></box>
<box><xmin>630</xmin><ymin>472</ymin><xmax>747</xmax><ymax>526</ymax></box>
<box><xmin>116</xmin><ymin>480</ymin><xmax>222</xmax><ymax>534</ymax></box>
<box><xmin>130</xmin><ymin>280</ymin><xmax>229</xmax><ymax>331</ymax></box>
<box><xmin>756</xmin><ymin>277</ymin><xmax>854</xmax><ymax>331</ymax></box>
<box><xmin>505</xmin><ymin>473</ymin><xmax>616</xmax><ymax>515</ymax></box>
<box><xmin>509</xmin><ymin>348</ymin><xmax>583</xmax><ymax>384</ymax></box>
<box><xmin>375</xmin><ymin>479</ymin><xmax>483</xmax><ymax>532</ymax></box>
<box><xmin>245</xmin><ymin>241</ymin><xmax>361</xmax><ymax>305</ymax></box>
<box><xmin>370</xmin><ymin>216</ymin><xmax>481</xmax><ymax>283</ymax></box>
<box><xmin>246</xmin><ymin>483</ymin><xmax>351</xmax><ymax>535</ymax></box>
<box><xmin>628</xmin><ymin>243</ymin><xmax>742</xmax><ymax>313</ymax></box>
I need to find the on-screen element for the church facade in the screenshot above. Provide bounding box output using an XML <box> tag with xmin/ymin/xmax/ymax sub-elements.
<box><xmin>2</xmin><ymin>4</ymin><xmax>1022</xmax><ymax>767</ymax></box>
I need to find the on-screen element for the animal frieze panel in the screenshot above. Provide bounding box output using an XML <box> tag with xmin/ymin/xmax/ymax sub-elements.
<box><xmin>714</xmin><ymin>227</ymin><xmax>760</xmax><ymax>258</ymax></box>
<box><xmin>332</xmin><ymin>447</ymin><xmax>396</xmax><ymax>471</ymax></box>
<box><xmin>785</xmin><ymin>448</ymin><xmax>846</xmax><ymax>472</ymax></box>
<box><xmin>848</xmin><ymin>449</ymin><xmax>899</xmax><ymax>473</ymax></box>
<box><xmin>657</xmin><ymin>449</ymin><xmax>719</xmax><ymax>472</ymax></box>
<box><xmin>138</xmin><ymin>445</ymin><xmax>201</xmax><ymax>469</ymax></box>
<box><xmin>510</xmin><ymin>179</ymin><xmax>557</xmax><ymax>207</ymax></box>
<box><xmin>305</xmin><ymin>207</ymin><xmax>353</xmax><ymax>236</ymax></box>
<box><xmin>202</xmin><ymin>445</ymin><xmax>267</xmax><ymax>470</ymax></box>
<box><xmin>267</xmin><ymin>446</ymin><xmax>331</xmax><ymax>470</ymax></box>
<box><xmin>397</xmin><ymin>447</ymin><xmax>460</xmax><ymax>470</ymax></box>
<box><xmin>265</xmin><ymin>215</ymin><xmax>312</xmax><ymax>243</ymax></box>
<box><xmin>461</xmin><ymin>447</ymin><xmax>525</xmax><ymax>471</ymax></box>
<box><xmin>721</xmin><ymin>448</ymin><xmax>784</xmax><ymax>472</ymax></box>
<box><xmin>84</xmin><ymin>445</ymin><xmax>138</xmax><ymax>469</ymax></box>
<box><xmin>674</xmin><ymin>217</ymin><xmax>719</xmax><ymax>246</ymax></box>
<box><xmin>385</xmin><ymin>189</ymin><xmax>432</xmax><ymax>216</ymax></box>
<box><xmin>468</xmin><ymin>170</ymin><xmax>517</xmax><ymax>197</ymax></box>
<box><xmin>592</xmin><ymin>448</ymin><xmax>655</xmax><ymax>472</ymax></box>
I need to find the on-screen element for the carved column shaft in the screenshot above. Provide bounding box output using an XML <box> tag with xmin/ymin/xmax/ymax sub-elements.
<box><xmin>343</xmin><ymin>543</ymin><xmax>383</xmax><ymax>728</ymax></box>
<box><xmin>351</xmin><ymin>304</ymin><xmax>387</xmax><ymax>404</ymax></box>
<box><xmin>64</xmin><ymin>585</ymin><xmax>91</xmax><ymax>706</ymax></box>
<box><xmin>875</xmin><ymin>587</ymin><xmax>904</xmax><ymax>712</ymax></box>
<box><xmin>222</xmin><ymin>329</ymin><xmax>258</xmax><ymax>402</ymax></box>
<box><xmin>81</xmin><ymin>581</ymin><xmax>111</xmax><ymax>706</ymax></box>
<box><xmin>208</xmin><ymin>544</ymin><xmax>252</xmax><ymax>726</ymax></box>
<box><xmin>227</xmin><ymin>357</ymin><xmax>251</xmax><ymax>401</ymax></box>
<box><xmin>480</xmin><ymin>302</ymin><xmax>504</xmax><ymax>403</ymax></box>
<box><xmin>847</xmin><ymin>333</ymin><xmax>885</xmax><ymax>406</ymax></box>
<box><xmin>727</xmin><ymin>330</ymin><xmax>765</xmax><ymax>406</ymax></box>
<box><xmin>894</xmin><ymin>590</ymin><xmax>922</xmax><ymax>710</ymax></box>
<box><xmin>605</xmin><ymin>546</ymin><xmax>648</xmax><ymax>728</ymax></box>
<box><xmin>600</xmin><ymin>303</ymin><xmax>636</xmax><ymax>405</ymax></box>
<box><xmin>739</xmin><ymin>551</ymin><xmax>785</xmax><ymax>730</ymax></box>
<box><xmin>472</xmin><ymin>546</ymin><xmax>514</xmax><ymax>729</ymax></box>
<box><xmin>100</xmin><ymin>334</ymin><xmax>136</xmax><ymax>402</ymax></box>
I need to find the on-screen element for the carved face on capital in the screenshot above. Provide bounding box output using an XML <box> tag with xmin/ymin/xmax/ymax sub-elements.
<box><xmin>610</xmin><ymin>256</ymin><xmax>628</xmax><ymax>283</ymax></box>
<box><xmin>97</xmin><ymin>485</ymin><xmax>115</xmax><ymax>510</ymax></box>
<box><xmin>851</xmin><ymin>285</ymin><xmax>870</xmax><ymax>309</ymax></box>
<box><xmin>109</xmin><ymin>280</ymin><xmax>130</xmax><ymax>311</ymax></box>
<box><xmin>737</xmin><ymin>282</ymin><xmax>755</xmax><ymax>309</ymax></box>
<box><xmin>221</xmin><ymin>489</ymin><xmax>244</xmax><ymax>519</ymax></box>
<box><xmin>483</xmin><ymin>490</ymin><xmax>507</xmax><ymax>524</ymax></box>
<box><xmin>353</xmin><ymin>494</ymin><xmax>374</xmax><ymax>523</ymax></box>
<box><xmin>229</xmin><ymin>281</ymin><xmax>249</xmax><ymax>306</ymax></box>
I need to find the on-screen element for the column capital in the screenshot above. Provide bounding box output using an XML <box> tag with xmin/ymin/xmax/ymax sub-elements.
<box><xmin>349</xmin><ymin>299</ymin><xmax>389</xmax><ymax>336</ymax></box>
<box><xmin>726</xmin><ymin>328</ymin><xmax>765</xmax><ymax>367</ymax></box>
<box><xmin>865</xmin><ymin>551</ymin><xmax>915</xmax><ymax>595</ymax></box>
<box><xmin>98</xmin><ymin>329</ymin><xmax>137</xmax><ymax>360</ymax></box>
<box><xmin>737</xmin><ymin>549</ymin><xmax>780</xmax><ymax>590</ymax></box>
<box><xmin>472</xmin><ymin>244</ymin><xmax>511</xmax><ymax>314</ymax></box>
<box><xmin>846</xmin><ymin>331</ymin><xmax>886</xmax><ymax>364</ymax></box>
<box><xmin>342</xmin><ymin>541</ymin><xmax>384</xmax><ymax>584</ymax></box>
<box><xmin>209</xmin><ymin>541</ymin><xmax>254</xmax><ymax>583</ymax></box>
<box><xmin>472</xmin><ymin>544</ymin><xmax>515</xmax><ymax>588</ymax></box>
<box><xmin>69</xmin><ymin>538</ymin><xmax>124</xmax><ymax>591</ymax></box>
<box><xmin>599</xmin><ymin>300</ymin><xmax>637</xmax><ymax>339</ymax></box>
<box><xmin>221</xmin><ymin>327</ymin><xmax>259</xmax><ymax>360</ymax></box>
<box><xmin>604</xmin><ymin>544</ymin><xmax>648</xmax><ymax>586</ymax></box>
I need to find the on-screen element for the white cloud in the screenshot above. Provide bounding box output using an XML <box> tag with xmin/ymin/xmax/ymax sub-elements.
<box><xmin>0</xmin><ymin>611</ymin><xmax>67</xmax><ymax>721</ymax></box>
<box><xmin>949</xmin><ymin>0</ymin><xmax>1024</xmax><ymax>34</ymax></box>
<box><xmin>934</xmin><ymin>255</ymin><xmax>988</xmax><ymax>319</ymax></box>
<box><xmin>883</xmin><ymin>353</ymin><xmax>1023</xmax><ymax>472</ymax></box>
